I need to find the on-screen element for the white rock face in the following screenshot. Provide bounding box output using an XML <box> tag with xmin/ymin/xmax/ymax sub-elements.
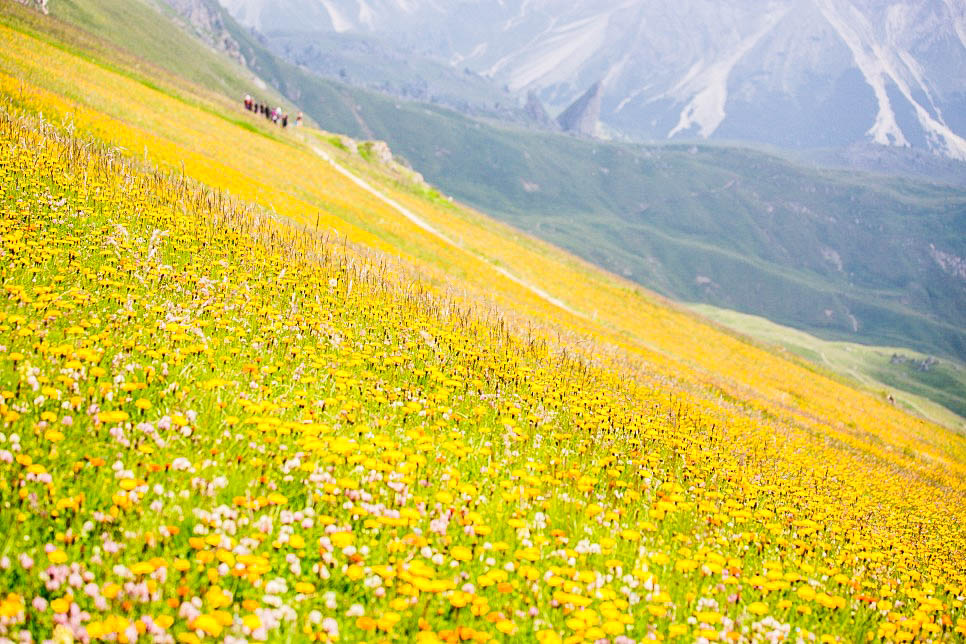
<box><xmin>219</xmin><ymin>0</ymin><xmax>966</xmax><ymax>158</ymax></box>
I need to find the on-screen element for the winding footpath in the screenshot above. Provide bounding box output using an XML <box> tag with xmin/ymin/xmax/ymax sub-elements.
<box><xmin>309</xmin><ymin>143</ymin><xmax>581</xmax><ymax>317</ymax></box>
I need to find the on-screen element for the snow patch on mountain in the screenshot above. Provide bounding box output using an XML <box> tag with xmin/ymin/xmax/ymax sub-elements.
<box><xmin>452</xmin><ymin>42</ymin><xmax>488</xmax><ymax>66</ymax></box>
<box><xmin>814</xmin><ymin>0</ymin><xmax>908</xmax><ymax>147</ymax></box>
<box><xmin>318</xmin><ymin>0</ymin><xmax>352</xmax><ymax>32</ymax></box>
<box><xmin>485</xmin><ymin>13</ymin><xmax>612</xmax><ymax>91</ymax></box>
<box><xmin>356</xmin><ymin>0</ymin><xmax>376</xmax><ymax>28</ymax></box>
<box><xmin>815</xmin><ymin>0</ymin><xmax>966</xmax><ymax>160</ymax></box>
<box><xmin>667</xmin><ymin>5</ymin><xmax>790</xmax><ymax>139</ymax></box>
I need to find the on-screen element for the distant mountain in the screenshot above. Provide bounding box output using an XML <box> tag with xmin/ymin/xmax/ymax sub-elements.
<box><xmin>163</xmin><ymin>0</ymin><xmax>246</xmax><ymax>66</ymax></box>
<box><xmin>799</xmin><ymin>142</ymin><xmax>966</xmax><ymax>186</ymax></box>
<box><xmin>220</xmin><ymin>0</ymin><xmax>966</xmax><ymax>160</ymax></box>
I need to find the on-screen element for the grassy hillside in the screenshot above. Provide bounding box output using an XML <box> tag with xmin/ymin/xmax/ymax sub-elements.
<box><xmin>36</xmin><ymin>0</ymin><xmax>966</xmax><ymax>367</ymax></box>
<box><xmin>266</xmin><ymin>29</ymin><xmax>526</xmax><ymax>120</ymax></box>
<box><xmin>691</xmin><ymin>304</ymin><xmax>966</xmax><ymax>430</ymax></box>
<box><xmin>1</xmin><ymin>2</ymin><xmax>966</xmax><ymax>641</ymax></box>
<box><xmin>48</xmin><ymin>0</ymin><xmax>276</xmax><ymax>107</ymax></box>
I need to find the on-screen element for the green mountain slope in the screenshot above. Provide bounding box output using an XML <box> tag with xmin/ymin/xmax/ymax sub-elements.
<box><xmin>290</xmin><ymin>95</ymin><xmax>966</xmax><ymax>362</ymax></box>
<box><xmin>28</xmin><ymin>0</ymin><xmax>966</xmax><ymax>373</ymax></box>
<box><xmin>691</xmin><ymin>304</ymin><xmax>966</xmax><ymax>430</ymax></box>
<box><xmin>48</xmin><ymin>0</ymin><xmax>276</xmax><ymax>104</ymax></box>
<box><xmin>333</xmin><ymin>112</ymin><xmax>965</xmax><ymax>357</ymax></box>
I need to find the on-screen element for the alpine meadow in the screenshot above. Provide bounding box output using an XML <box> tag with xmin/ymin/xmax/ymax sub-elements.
<box><xmin>0</xmin><ymin>1</ymin><xmax>965</xmax><ymax>644</ymax></box>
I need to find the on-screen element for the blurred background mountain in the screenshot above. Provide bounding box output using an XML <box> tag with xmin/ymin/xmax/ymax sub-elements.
<box><xmin>219</xmin><ymin>0</ymin><xmax>966</xmax><ymax>160</ymax></box>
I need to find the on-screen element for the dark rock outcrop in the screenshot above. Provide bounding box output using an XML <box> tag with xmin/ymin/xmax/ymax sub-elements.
<box><xmin>556</xmin><ymin>81</ymin><xmax>602</xmax><ymax>137</ymax></box>
<box><xmin>163</xmin><ymin>0</ymin><xmax>246</xmax><ymax>67</ymax></box>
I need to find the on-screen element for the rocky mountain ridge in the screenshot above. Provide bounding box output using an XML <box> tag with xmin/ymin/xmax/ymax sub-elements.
<box><xmin>219</xmin><ymin>0</ymin><xmax>966</xmax><ymax>160</ymax></box>
<box><xmin>163</xmin><ymin>0</ymin><xmax>246</xmax><ymax>66</ymax></box>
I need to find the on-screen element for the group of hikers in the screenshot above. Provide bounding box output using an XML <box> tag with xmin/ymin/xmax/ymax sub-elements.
<box><xmin>244</xmin><ymin>95</ymin><xmax>302</xmax><ymax>128</ymax></box>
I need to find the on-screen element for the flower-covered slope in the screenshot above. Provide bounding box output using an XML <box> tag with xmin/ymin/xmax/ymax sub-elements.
<box><xmin>0</xmin><ymin>7</ymin><xmax>965</xmax><ymax>644</ymax></box>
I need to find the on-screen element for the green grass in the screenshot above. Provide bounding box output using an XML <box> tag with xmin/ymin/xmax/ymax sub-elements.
<box><xmin>48</xmin><ymin>0</ymin><xmax>260</xmax><ymax>103</ymax></box>
<box><xmin>690</xmin><ymin>303</ymin><xmax>966</xmax><ymax>431</ymax></box>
